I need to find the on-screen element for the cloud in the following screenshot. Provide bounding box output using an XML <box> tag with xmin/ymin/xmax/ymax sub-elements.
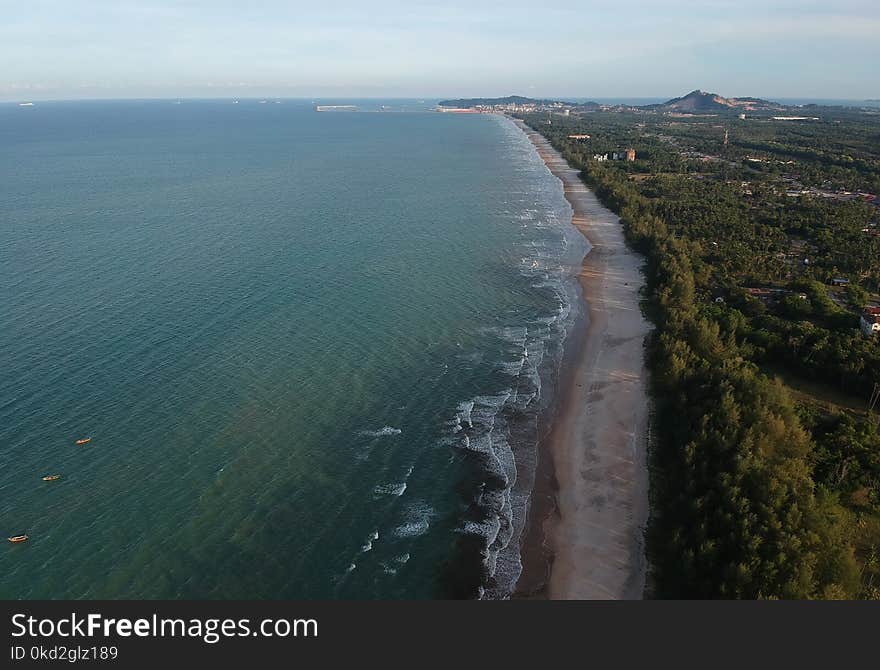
<box><xmin>0</xmin><ymin>1</ymin><xmax>876</xmax><ymax>99</ymax></box>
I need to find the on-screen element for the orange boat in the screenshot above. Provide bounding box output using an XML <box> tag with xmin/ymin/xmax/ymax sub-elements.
<box><xmin>8</xmin><ymin>535</ymin><xmax>28</xmax><ymax>544</ymax></box>
<box><xmin>75</xmin><ymin>437</ymin><xmax>92</xmax><ymax>445</ymax></box>
<box><xmin>42</xmin><ymin>474</ymin><xmax>61</xmax><ymax>482</ymax></box>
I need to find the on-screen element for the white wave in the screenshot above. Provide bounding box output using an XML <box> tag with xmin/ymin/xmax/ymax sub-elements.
<box><xmin>393</xmin><ymin>521</ymin><xmax>429</xmax><ymax>538</ymax></box>
<box><xmin>499</xmin><ymin>356</ymin><xmax>527</xmax><ymax>377</ymax></box>
<box><xmin>380</xmin><ymin>552</ymin><xmax>412</xmax><ymax>575</ymax></box>
<box><xmin>445</xmin><ymin>387</ymin><xmax>520</xmax><ymax>588</ymax></box>
<box><xmin>373</xmin><ymin>465</ymin><xmax>413</xmax><ymax>498</ymax></box>
<box><xmin>460</xmin><ymin>517</ymin><xmax>502</xmax><ymax>541</ymax></box>
<box><xmin>393</xmin><ymin>502</ymin><xmax>434</xmax><ymax>538</ymax></box>
<box><xmin>373</xmin><ymin>482</ymin><xmax>407</xmax><ymax>497</ymax></box>
<box><xmin>450</xmin><ymin>416</ymin><xmax>462</xmax><ymax>434</ymax></box>
<box><xmin>359</xmin><ymin>426</ymin><xmax>402</xmax><ymax>438</ymax></box>
<box><xmin>361</xmin><ymin>531</ymin><xmax>379</xmax><ymax>552</ymax></box>
<box><xmin>456</xmin><ymin>400</ymin><xmax>474</xmax><ymax>429</ymax></box>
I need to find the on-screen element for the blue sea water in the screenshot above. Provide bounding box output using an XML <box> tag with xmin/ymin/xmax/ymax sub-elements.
<box><xmin>0</xmin><ymin>100</ymin><xmax>585</xmax><ymax>599</ymax></box>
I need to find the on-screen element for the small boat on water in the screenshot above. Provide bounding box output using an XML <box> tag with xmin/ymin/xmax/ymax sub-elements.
<box><xmin>42</xmin><ymin>474</ymin><xmax>61</xmax><ymax>482</ymax></box>
<box><xmin>75</xmin><ymin>437</ymin><xmax>92</xmax><ymax>445</ymax></box>
<box><xmin>8</xmin><ymin>535</ymin><xmax>28</xmax><ymax>543</ymax></box>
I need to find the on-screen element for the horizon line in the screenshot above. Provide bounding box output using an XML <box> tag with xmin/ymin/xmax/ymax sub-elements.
<box><xmin>2</xmin><ymin>93</ymin><xmax>879</xmax><ymax>105</ymax></box>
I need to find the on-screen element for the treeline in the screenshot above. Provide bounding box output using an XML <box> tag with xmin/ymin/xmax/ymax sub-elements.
<box><xmin>600</xmin><ymin>166</ymin><xmax>860</xmax><ymax>598</ymax></box>
<box><xmin>541</xmin><ymin>114</ymin><xmax>880</xmax><ymax>395</ymax></box>
<box><xmin>526</xmin><ymin>118</ymin><xmax>875</xmax><ymax>598</ymax></box>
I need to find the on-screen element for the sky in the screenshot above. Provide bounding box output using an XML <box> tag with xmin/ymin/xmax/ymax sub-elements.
<box><xmin>1</xmin><ymin>0</ymin><xmax>878</xmax><ymax>101</ymax></box>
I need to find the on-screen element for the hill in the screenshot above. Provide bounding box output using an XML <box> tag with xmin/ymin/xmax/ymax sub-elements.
<box><xmin>437</xmin><ymin>91</ymin><xmax>787</xmax><ymax>114</ymax></box>
<box><xmin>652</xmin><ymin>89</ymin><xmax>783</xmax><ymax>112</ymax></box>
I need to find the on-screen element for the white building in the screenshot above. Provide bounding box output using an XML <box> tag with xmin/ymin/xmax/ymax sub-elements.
<box><xmin>860</xmin><ymin>308</ymin><xmax>880</xmax><ymax>336</ymax></box>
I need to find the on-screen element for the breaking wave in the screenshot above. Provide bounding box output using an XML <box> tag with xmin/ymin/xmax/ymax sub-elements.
<box><xmin>438</xmin><ymin>115</ymin><xmax>587</xmax><ymax>599</ymax></box>
<box><xmin>359</xmin><ymin>426</ymin><xmax>402</xmax><ymax>438</ymax></box>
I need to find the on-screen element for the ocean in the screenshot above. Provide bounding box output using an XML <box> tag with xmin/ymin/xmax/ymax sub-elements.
<box><xmin>0</xmin><ymin>100</ymin><xmax>586</xmax><ymax>599</ymax></box>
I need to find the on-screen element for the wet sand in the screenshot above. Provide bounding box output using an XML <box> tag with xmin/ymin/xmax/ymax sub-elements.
<box><xmin>513</xmin><ymin>120</ymin><xmax>650</xmax><ymax>600</ymax></box>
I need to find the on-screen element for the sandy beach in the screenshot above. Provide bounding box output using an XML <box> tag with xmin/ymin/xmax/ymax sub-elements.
<box><xmin>513</xmin><ymin>120</ymin><xmax>651</xmax><ymax>600</ymax></box>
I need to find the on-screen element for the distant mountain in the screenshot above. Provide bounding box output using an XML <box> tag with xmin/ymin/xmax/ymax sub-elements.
<box><xmin>650</xmin><ymin>89</ymin><xmax>783</xmax><ymax>112</ymax></box>
<box><xmin>437</xmin><ymin>91</ymin><xmax>789</xmax><ymax>114</ymax></box>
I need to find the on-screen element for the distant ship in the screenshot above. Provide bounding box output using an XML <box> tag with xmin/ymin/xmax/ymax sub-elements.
<box><xmin>18</xmin><ymin>102</ymin><xmax>34</xmax><ymax>107</ymax></box>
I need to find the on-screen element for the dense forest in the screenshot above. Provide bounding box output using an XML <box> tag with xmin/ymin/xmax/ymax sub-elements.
<box><xmin>522</xmin><ymin>106</ymin><xmax>880</xmax><ymax>598</ymax></box>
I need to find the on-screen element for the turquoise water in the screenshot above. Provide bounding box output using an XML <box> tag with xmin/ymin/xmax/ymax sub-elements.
<box><xmin>0</xmin><ymin>100</ymin><xmax>585</xmax><ymax>599</ymax></box>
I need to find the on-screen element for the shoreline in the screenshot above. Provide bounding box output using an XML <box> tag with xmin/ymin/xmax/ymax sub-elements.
<box><xmin>512</xmin><ymin>119</ymin><xmax>651</xmax><ymax>600</ymax></box>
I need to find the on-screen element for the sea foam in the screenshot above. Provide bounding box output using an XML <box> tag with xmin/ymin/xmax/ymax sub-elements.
<box><xmin>359</xmin><ymin>426</ymin><xmax>402</xmax><ymax>438</ymax></box>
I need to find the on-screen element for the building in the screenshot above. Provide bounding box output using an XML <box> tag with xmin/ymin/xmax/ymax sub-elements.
<box><xmin>568</xmin><ymin>134</ymin><xmax>591</xmax><ymax>141</ymax></box>
<box><xmin>860</xmin><ymin>307</ymin><xmax>880</xmax><ymax>336</ymax></box>
<box><xmin>831</xmin><ymin>278</ymin><xmax>850</xmax><ymax>287</ymax></box>
<box><xmin>746</xmin><ymin>287</ymin><xmax>774</xmax><ymax>299</ymax></box>
<box><xmin>593</xmin><ymin>150</ymin><xmax>636</xmax><ymax>162</ymax></box>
